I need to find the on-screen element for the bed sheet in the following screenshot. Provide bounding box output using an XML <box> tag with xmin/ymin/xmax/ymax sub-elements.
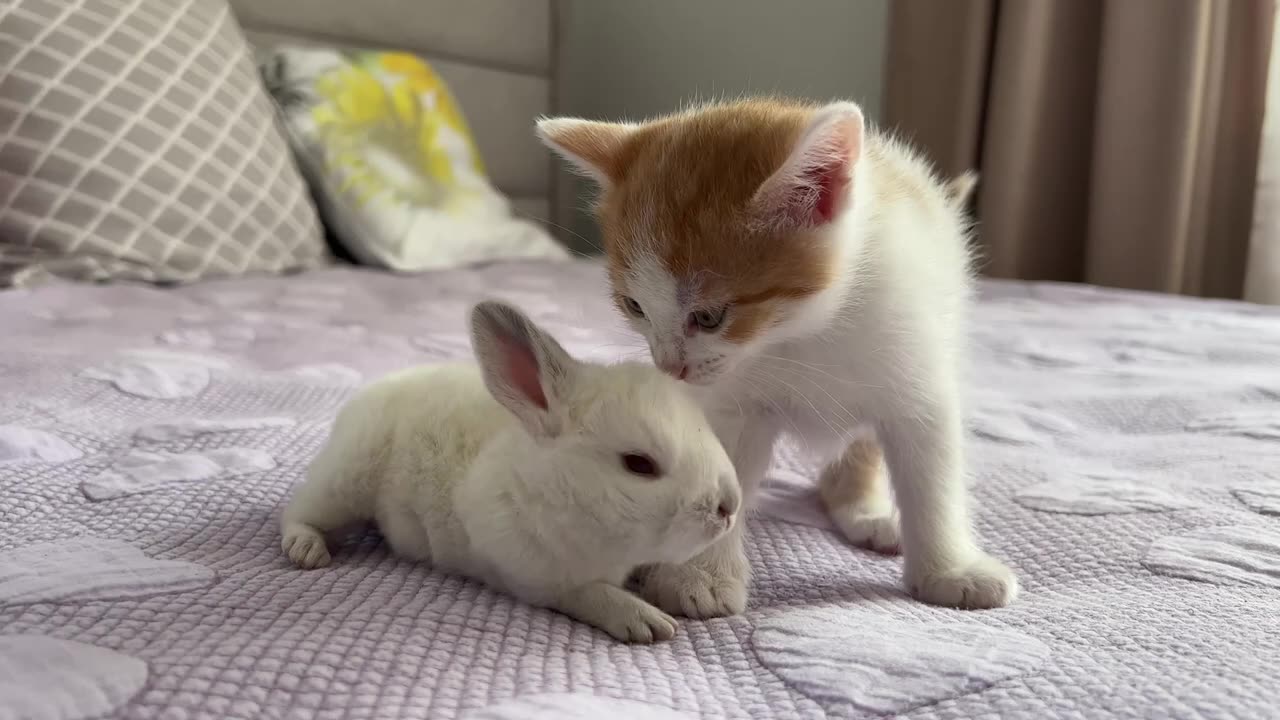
<box><xmin>2</xmin><ymin>259</ymin><xmax>1279</xmax><ymax>719</ymax></box>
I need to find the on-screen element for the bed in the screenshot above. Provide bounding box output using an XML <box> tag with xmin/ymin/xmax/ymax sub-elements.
<box><xmin>3</xmin><ymin>3</ymin><xmax>1280</xmax><ymax>720</ymax></box>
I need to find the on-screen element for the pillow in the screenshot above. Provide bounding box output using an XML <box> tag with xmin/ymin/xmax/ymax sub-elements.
<box><xmin>258</xmin><ymin>46</ymin><xmax>569</xmax><ymax>271</ymax></box>
<box><xmin>0</xmin><ymin>0</ymin><xmax>329</xmax><ymax>287</ymax></box>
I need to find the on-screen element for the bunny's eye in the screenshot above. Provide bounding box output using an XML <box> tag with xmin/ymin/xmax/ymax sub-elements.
<box><xmin>621</xmin><ymin>452</ymin><xmax>661</xmax><ymax>478</ymax></box>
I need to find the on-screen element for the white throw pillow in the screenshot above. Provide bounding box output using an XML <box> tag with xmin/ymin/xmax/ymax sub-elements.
<box><xmin>259</xmin><ymin>46</ymin><xmax>569</xmax><ymax>271</ymax></box>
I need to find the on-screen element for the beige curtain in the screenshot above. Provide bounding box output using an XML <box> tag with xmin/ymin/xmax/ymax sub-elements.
<box><xmin>884</xmin><ymin>0</ymin><xmax>1276</xmax><ymax>300</ymax></box>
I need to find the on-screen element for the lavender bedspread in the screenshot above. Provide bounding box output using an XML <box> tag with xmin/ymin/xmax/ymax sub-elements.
<box><xmin>2</xmin><ymin>259</ymin><xmax>1279</xmax><ymax>720</ymax></box>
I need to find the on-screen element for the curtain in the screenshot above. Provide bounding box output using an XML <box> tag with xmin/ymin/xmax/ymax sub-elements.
<box><xmin>884</xmin><ymin>0</ymin><xmax>1277</xmax><ymax>301</ymax></box>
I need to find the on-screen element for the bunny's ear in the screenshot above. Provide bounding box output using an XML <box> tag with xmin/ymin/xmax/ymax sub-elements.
<box><xmin>470</xmin><ymin>301</ymin><xmax>577</xmax><ymax>438</ymax></box>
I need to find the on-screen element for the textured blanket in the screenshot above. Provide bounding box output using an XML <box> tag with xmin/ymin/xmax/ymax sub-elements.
<box><xmin>2</xmin><ymin>259</ymin><xmax>1279</xmax><ymax>720</ymax></box>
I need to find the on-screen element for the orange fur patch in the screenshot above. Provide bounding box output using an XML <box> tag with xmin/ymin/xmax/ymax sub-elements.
<box><xmin>594</xmin><ymin>99</ymin><xmax>841</xmax><ymax>344</ymax></box>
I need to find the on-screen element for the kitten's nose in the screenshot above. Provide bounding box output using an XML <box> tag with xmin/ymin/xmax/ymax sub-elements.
<box><xmin>659</xmin><ymin>360</ymin><xmax>687</xmax><ymax>380</ymax></box>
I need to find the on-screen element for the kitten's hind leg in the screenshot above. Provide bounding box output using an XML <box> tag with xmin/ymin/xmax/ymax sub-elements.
<box><xmin>820</xmin><ymin>435</ymin><xmax>901</xmax><ymax>555</ymax></box>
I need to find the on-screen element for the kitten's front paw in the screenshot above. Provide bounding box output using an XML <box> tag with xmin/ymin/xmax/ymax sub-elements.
<box><xmin>598</xmin><ymin>601</ymin><xmax>679</xmax><ymax>644</ymax></box>
<box><xmin>906</xmin><ymin>553</ymin><xmax>1018</xmax><ymax>609</ymax></box>
<box><xmin>635</xmin><ymin>562</ymin><xmax>747</xmax><ymax>619</ymax></box>
<box><xmin>282</xmin><ymin>524</ymin><xmax>331</xmax><ymax>569</ymax></box>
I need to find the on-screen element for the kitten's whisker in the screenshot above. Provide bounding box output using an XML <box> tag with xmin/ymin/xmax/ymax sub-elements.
<box><xmin>755</xmin><ymin>369</ymin><xmax>845</xmax><ymax>440</ymax></box>
<box><xmin>738</xmin><ymin>370</ymin><xmax>812</xmax><ymax>457</ymax></box>
<box><xmin>737</xmin><ymin>372</ymin><xmax>806</xmax><ymax>444</ymax></box>
<box><xmin>755</xmin><ymin>362</ymin><xmax>862</xmax><ymax>429</ymax></box>
<box><xmin>526</xmin><ymin>214</ymin><xmax>602</xmax><ymax>253</ymax></box>
<box><xmin>748</xmin><ymin>368</ymin><xmax>861</xmax><ymax>446</ymax></box>
<box><xmin>754</xmin><ymin>354</ymin><xmax>886</xmax><ymax>391</ymax></box>
<box><xmin>754</xmin><ymin>353</ymin><xmax>845</xmax><ymax>369</ymax></box>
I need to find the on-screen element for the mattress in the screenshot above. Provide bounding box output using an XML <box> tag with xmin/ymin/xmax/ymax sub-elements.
<box><xmin>2</xmin><ymin>259</ymin><xmax>1278</xmax><ymax>720</ymax></box>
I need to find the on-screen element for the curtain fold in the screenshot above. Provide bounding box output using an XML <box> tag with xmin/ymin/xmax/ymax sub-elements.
<box><xmin>980</xmin><ymin>0</ymin><xmax>1101</xmax><ymax>282</ymax></box>
<box><xmin>884</xmin><ymin>0</ymin><xmax>1277</xmax><ymax>301</ymax></box>
<box><xmin>882</xmin><ymin>0</ymin><xmax>994</xmax><ymax>177</ymax></box>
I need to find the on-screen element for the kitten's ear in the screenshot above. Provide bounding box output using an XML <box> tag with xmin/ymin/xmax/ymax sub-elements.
<box><xmin>536</xmin><ymin>117</ymin><xmax>637</xmax><ymax>187</ymax></box>
<box><xmin>470</xmin><ymin>301</ymin><xmax>577</xmax><ymax>439</ymax></box>
<box><xmin>751</xmin><ymin>102</ymin><xmax>865</xmax><ymax>231</ymax></box>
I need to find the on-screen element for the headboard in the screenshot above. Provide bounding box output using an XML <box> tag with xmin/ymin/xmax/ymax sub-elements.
<box><xmin>227</xmin><ymin>0</ymin><xmax>560</xmax><ymax>233</ymax></box>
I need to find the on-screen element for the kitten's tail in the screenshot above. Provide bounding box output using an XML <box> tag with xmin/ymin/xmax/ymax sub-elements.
<box><xmin>944</xmin><ymin>171</ymin><xmax>979</xmax><ymax>209</ymax></box>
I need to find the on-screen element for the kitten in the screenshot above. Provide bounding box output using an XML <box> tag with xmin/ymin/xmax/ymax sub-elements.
<box><xmin>536</xmin><ymin>98</ymin><xmax>1017</xmax><ymax>616</ymax></box>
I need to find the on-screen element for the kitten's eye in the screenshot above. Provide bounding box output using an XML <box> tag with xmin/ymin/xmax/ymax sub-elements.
<box><xmin>692</xmin><ymin>307</ymin><xmax>726</xmax><ymax>331</ymax></box>
<box><xmin>621</xmin><ymin>452</ymin><xmax>661</xmax><ymax>478</ymax></box>
<box><xmin>622</xmin><ymin>296</ymin><xmax>645</xmax><ymax>318</ymax></box>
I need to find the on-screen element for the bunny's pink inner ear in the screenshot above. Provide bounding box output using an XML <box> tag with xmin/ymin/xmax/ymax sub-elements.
<box><xmin>498</xmin><ymin>335</ymin><xmax>548</xmax><ymax>410</ymax></box>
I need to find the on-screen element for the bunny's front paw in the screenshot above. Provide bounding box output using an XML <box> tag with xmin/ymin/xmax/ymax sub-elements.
<box><xmin>599</xmin><ymin>600</ymin><xmax>679</xmax><ymax>644</ymax></box>
<box><xmin>553</xmin><ymin>581</ymin><xmax>679</xmax><ymax>643</ymax></box>
<box><xmin>282</xmin><ymin>523</ymin><xmax>331</xmax><ymax>569</ymax></box>
<box><xmin>635</xmin><ymin>560</ymin><xmax>747</xmax><ymax>619</ymax></box>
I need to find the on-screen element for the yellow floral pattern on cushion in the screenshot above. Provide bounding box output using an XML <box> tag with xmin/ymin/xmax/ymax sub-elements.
<box><xmin>260</xmin><ymin>45</ymin><xmax>569</xmax><ymax>271</ymax></box>
<box><xmin>309</xmin><ymin>52</ymin><xmax>486</xmax><ymax>213</ymax></box>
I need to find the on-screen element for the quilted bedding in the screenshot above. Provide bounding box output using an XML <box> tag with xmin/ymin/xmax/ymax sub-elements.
<box><xmin>1</xmin><ymin>258</ymin><xmax>1279</xmax><ymax>720</ymax></box>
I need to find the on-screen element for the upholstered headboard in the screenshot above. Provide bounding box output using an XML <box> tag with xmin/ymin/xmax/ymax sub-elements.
<box><xmin>228</xmin><ymin>0</ymin><xmax>560</xmax><ymax>232</ymax></box>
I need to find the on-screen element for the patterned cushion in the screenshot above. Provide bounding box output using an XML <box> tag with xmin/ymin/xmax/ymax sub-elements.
<box><xmin>0</xmin><ymin>0</ymin><xmax>329</xmax><ymax>287</ymax></box>
<box><xmin>258</xmin><ymin>46</ymin><xmax>568</xmax><ymax>272</ymax></box>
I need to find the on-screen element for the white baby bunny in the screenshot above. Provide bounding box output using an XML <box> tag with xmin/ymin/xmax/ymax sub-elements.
<box><xmin>280</xmin><ymin>300</ymin><xmax>742</xmax><ymax>642</ymax></box>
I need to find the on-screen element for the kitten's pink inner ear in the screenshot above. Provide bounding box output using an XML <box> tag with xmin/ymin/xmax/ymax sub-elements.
<box><xmin>499</xmin><ymin>335</ymin><xmax>548</xmax><ymax>410</ymax></box>
<box><xmin>754</xmin><ymin>105</ymin><xmax>864</xmax><ymax>230</ymax></box>
<box><xmin>808</xmin><ymin>156</ymin><xmax>851</xmax><ymax>225</ymax></box>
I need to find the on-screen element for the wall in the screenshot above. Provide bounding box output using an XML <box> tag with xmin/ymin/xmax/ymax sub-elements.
<box><xmin>1245</xmin><ymin>2</ymin><xmax>1280</xmax><ymax>305</ymax></box>
<box><xmin>553</xmin><ymin>0</ymin><xmax>890</xmax><ymax>252</ymax></box>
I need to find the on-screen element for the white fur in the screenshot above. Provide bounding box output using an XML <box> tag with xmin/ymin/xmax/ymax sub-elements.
<box><xmin>545</xmin><ymin>102</ymin><xmax>1018</xmax><ymax>613</ymax></box>
<box><xmin>623</xmin><ymin>255</ymin><xmax>685</xmax><ymax>374</ymax></box>
<box><xmin>281</xmin><ymin>301</ymin><xmax>740</xmax><ymax>642</ymax></box>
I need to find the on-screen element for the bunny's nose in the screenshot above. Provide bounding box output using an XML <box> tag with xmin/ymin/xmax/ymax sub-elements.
<box><xmin>715</xmin><ymin>472</ymin><xmax>742</xmax><ymax>523</ymax></box>
<box><xmin>717</xmin><ymin>490</ymin><xmax>740</xmax><ymax>521</ymax></box>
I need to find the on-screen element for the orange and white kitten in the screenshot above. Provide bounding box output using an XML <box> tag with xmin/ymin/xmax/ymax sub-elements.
<box><xmin>536</xmin><ymin>98</ymin><xmax>1017</xmax><ymax>616</ymax></box>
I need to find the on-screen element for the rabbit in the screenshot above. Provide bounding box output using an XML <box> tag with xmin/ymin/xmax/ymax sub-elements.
<box><xmin>280</xmin><ymin>300</ymin><xmax>742</xmax><ymax>643</ymax></box>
